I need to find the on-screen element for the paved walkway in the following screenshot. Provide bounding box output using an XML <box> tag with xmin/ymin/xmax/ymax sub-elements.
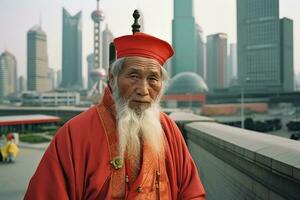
<box><xmin>0</xmin><ymin>147</ymin><xmax>45</xmax><ymax>199</ymax></box>
<box><xmin>18</xmin><ymin>141</ymin><xmax>50</xmax><ymax>150</ymax></box>
<box><xmin>0</xmin><ymin>136</ymin><xmax>50</xmax><ymax>199</ymax></box>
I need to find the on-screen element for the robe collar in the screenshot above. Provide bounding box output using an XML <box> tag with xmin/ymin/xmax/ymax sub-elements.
<box><xmin>101</xmin><ymin>86</ymin><xmax>117</xmax><ymax>117</ymax></box>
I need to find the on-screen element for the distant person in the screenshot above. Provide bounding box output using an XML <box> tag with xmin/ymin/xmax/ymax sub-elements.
<box><xmin>0</xmin><ymin>133</ymin><xmax>19</xmax><ymax>163</ymax></box>
<box><xmin>24</xmin><ymin>32</ymin><xmax>206</xmax><ymax>199</ymax></box>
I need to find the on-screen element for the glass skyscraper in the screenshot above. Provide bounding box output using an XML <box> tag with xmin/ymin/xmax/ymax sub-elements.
<box><xmin>172</xmin><ymin>0</ymin><xmax>197</xmax><ymax>76</ymax></box>
<box><xmin>87</xmin><ymin>53</ymin><xmax>95</xmax><ymax>90</ymax></box>
<box><xmin>237</xmin><ymin>0</ymin><xmax>294</xmax><ymax>92</ymax></box>
<box><xmin>207</xmin><ymin>33</ymin><xmax>228</xmax><ymax>91</ymax></box>
<box><xmin>102</xmin><ymin>25</ymin><xmax>114</xmax><ymax>71</ymax></box>
<box><xmin>0</xmin><ymin>51</ymin><xmax>17</xmax><ymax>98</ymax></box>
<box><xmin>195</xmin><ymin>24</ymin><xmax>206</xmax><ymax>80</ymax></box>
<box><xmin>27</xmin><ymin>25</ymin><xmax>51</xmax><ymax>92</ymax></box>
<box><xmin>61</xmin><ymin>8</ymin><xmax>83</xmax><ymax>90</ymax></box>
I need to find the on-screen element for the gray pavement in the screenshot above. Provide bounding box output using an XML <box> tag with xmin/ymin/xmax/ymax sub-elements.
<box><xmin>0</xmin><ymin>146</ymin><xmax>46</xmax><ymax>200</ymax></box>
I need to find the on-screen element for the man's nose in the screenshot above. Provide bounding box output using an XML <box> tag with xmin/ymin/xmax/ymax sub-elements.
<box><xmin>136</xmin><ymin>79</ymin><xmax>149</xmax><ymax>96</ymax></box>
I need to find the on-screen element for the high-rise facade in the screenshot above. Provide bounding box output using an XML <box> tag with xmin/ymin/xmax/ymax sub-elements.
<box><xmin>61</xmin><ymin>8</ymin><xmax>83</xmax><ymax>89</ymax></box>
<box><xmin>172</xmin><ymin>0</ymin><xmax>197</xmax><ymax>76</ymax></box>
<box><xmin>18</xmin><ymin>75</ymin><xmax>27</xmax><ymax>93</ymax></box>
<box><xmin>48</xmin><ymin>67</ymin><xmax>55</xmax><ymax>90</ymax></box>
<box><xmin>56</xmin><ymin>70</ymin><xmax>62</xmax><ymax>88</ymax></box>
<box><xmin>280</xmin><ymin>18</ymin><xmax>294</xmax><ymax>92</ymax></box>
<box><xmin>102</xmin><ymin>25</ymin><xmax>114</xmax><ymax>71</ymax></box>
<box><xmin>195</xmin><ymin>24</ymin><xmax>206</xmax><ymax>79</ymax></box>
<box><xmin>237</xmin><ymin>0</ymin><xmax>294</xmax><ymax>92</ymax></box>
<box><xmin>27</xmin><ymin>25</ymin><xmax>51</xmax><ymax>92</ymax></box>
<box><xmin>207</xmin><ymin>33</ymin><xmax>228</xmax><ymax>91</ymax></box>
<box><xmin>87</xmin><ymin>53</ymin><xmax>95</xmax><ymax>90</ymax></box>
<box><xmin>0</xmin><ymin>56</ymin><xmax>8</xmax><ymax>99</ymax></box>
<box><xmin>0</xmin><ymin>50</ymin><xmax>17</xmax><ymax>97</ymax></box>
<box><xmin>227</xmin><ymin>43</ymin><xmax>237</xmax><ymax>87</ymax></box>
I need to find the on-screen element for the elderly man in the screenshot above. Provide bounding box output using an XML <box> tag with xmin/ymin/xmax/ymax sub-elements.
<box><xmin>24</xmin><ymin>32</ymin><xmax>205</xmax><ymax>199</ymax></box>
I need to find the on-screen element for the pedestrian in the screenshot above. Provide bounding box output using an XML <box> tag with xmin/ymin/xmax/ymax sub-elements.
<box><xmin>0</xmin><ymin>133</ymin><xmax>19</xmax><ymax>163</ymax></box>
<box><xmin>24</xmin><ymin>32</ymin><xmax>206</xmax><ymax>199</ymax></box>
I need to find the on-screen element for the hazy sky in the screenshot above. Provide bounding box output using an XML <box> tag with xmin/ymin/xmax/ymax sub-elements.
<box><xmin>0</xmin><ymin>0</ymin><xmax>300</xmax><ymax>81</ymax></box>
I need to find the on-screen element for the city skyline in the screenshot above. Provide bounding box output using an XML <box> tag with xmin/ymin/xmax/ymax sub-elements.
<box><xmin>0</xmin><ymin>0</ymin><xmax>300</xmax><ymax>81</ymax></box>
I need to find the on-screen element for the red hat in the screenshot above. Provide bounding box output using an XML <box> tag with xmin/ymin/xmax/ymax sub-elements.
<box><xmin>114</xmin><ymin>32</ymin><xmax>174</xmax><ymax>65</ymax></box>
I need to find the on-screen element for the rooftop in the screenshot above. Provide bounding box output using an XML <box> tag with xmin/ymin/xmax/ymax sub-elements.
<box><xmin>0</xmin><ymin>114</ymin><xmax>60</xmax><ymax>126</ymax></box>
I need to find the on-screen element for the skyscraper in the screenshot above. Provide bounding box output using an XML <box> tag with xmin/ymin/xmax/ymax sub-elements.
<box><xmin>61</xmin><ymin>8</ymin><xmax>83</xmax><ymax>90</ymax></box>
<box><xmin>48</xmin><ymin>67</ymin><xmax>55</xmax><ymax>90</ymax></box>
<box><xmin>280</xmin><ymin>18</ymin><xmax>294</xmax><ymax>92</ymax></box>
<box><xmin>207</xmin><ymin>33</ymin><xmax>228</xmax><ymax>91</ymax></box>
<box><xmin>102</xmin><ymin>25</ymin><xmax>114</xmax><ymax>71</ymax></box>
<box><xmin>87</xmin><ymin>53</ymin><xmax>95</xmax><ymax>90</ymax></box>
<box><xmin>172</xmin><ymin>0</ymin><xmax>197</xmax><ymax>76</ymax></box>
<box><xmin>195</xmin><ymin>24</ymin><xmax>206</xmax><ymax>79</ymax></box>
<box><xmin>237</xmin><ymin>0</ymin><xmax>294</xmax><ymax>92</ymax></box>
<box><xmin>56</xmin><ymin>70</ymin><xmax>62</xmax><ymax>88</ymax></box>
<box><xmin>0</xmin><ymin>53</ymin><xmax>9</xmax><ymax>99</ymax></box>
<box><xmin>27</xmin><ymin>25</ymin><xmax>51</xmax><ymax>92</ymax></box>
<box><xmin>18</xmin><ymin>75</ymin><xmax>27</xmax><ymax>93</ymax></box>
<box><xmin>227</xmin><ymin>43</ymin><xmax>237</xmax><ymax>87</ymax></box>
<box><xmin>0</xmin><ymin>50</ymin><xmax>17</xmax><ymax>97</ymax></box>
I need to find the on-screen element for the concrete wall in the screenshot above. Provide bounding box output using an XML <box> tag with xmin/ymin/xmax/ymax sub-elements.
<box><xmin>171</xmin><ymin>112</ymin><xmax>300</xmax><ymax>200</ymax></box>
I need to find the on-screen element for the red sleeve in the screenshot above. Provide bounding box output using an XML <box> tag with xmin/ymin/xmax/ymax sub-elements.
<box><xmin>161</xmin><ymin>113</ymin><xmax>206</xmax><ymax>200</ymax></box>
<box><xmin>24</xmin><ymin>124</ymin><xmax>76</xmax><ymax>200</ymax></box>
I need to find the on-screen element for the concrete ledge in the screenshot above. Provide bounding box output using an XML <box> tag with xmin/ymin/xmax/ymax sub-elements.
<box><xmin>173</xmin><ymin>112</ymin><xmax>300</xmax><ymax>200</ymax></box>
<box><xmin>186</xmin><ymin>121</ymin><xmax>300</xmax><ymax>181</ymax></box>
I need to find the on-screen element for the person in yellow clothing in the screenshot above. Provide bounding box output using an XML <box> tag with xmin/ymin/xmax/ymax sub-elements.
<box><xmin>0</xmin><ymin>133</ymin><xmax>19</xmax><ymax>163</ymax></box>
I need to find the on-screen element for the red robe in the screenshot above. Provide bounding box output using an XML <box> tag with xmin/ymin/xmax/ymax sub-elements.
<box><xmin>24</xmin><ymin>87</ymin><xmax>205</xmax><ymax>199</ymax></box>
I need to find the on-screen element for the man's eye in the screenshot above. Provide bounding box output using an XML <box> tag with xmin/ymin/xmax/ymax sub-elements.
<box><xmin>149</xmin><ymin>76</ymin><xmax>159</xmax><ymax>81</ymax></box>
<box><xmin>130</xmin><ymin>74</ymin><xmax>138</xmax><ymax>79</ymax></box>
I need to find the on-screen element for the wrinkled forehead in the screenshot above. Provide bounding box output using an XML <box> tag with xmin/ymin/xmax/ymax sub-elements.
<box><xmin>122</xmin><ymin>56</ymin><xmax>162</xmax><ymax>73</ymax></box>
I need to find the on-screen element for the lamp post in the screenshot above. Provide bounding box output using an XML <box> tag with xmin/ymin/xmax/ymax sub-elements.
<box><xmin>241</xmin><ymin>86</ymin><xmax>244</xmax><ymax>128</ymax></box>
<box><xmin>241</xmin><ymin>77</ymin><xmax>250</xmax><ymax>129</ymax></box>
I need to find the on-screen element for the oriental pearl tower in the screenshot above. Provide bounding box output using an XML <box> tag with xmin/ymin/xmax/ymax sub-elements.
<box><xmin>89</xmin><ymin>0</ymin><xmax>106</xmax><ymax>98</ymax></box>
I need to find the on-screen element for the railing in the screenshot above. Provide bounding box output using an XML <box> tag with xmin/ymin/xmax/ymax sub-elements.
<box><xmin>171</xmin><ymin>112</ymin><xmax>300</xmax><ymax>200</ymax></box>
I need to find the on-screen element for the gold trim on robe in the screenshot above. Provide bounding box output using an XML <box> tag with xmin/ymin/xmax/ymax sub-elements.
<box><xmin>96</xmin><ymin>87</ymin><xmax>171</xmax><ymax>199</ymax></box>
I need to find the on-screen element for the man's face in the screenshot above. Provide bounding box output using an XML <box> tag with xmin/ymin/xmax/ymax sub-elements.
<box><xmin>117</xmin><ymin>56</ymin><xmax>162</xmax><ymax>111</ymax></box>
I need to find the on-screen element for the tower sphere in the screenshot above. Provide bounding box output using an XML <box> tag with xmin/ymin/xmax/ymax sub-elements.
<box><xmin>91</xmin><ymin>10</ymin><xmax>105</xmax><ymax>22</ymax></box>
<box><xmin>90</xmin><ymin>68</ymin><xmax>106</xmax><ymax>81</ymax></box>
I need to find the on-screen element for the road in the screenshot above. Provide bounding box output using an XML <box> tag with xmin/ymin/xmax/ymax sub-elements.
<box><xmin>0</xmin><ymin>148</ymin><xmax>45</xmax><ymax>200</ymax></box>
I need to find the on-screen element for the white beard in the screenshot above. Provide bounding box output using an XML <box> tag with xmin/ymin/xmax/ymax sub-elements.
<box><xmin>111</xmin><ymin>82</ymin><xmax>165</xmax><ymax>161</ymax></box>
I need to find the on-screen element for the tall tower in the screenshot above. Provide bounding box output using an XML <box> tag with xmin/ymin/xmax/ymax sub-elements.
<box><xmin>89</xmin><ymin>0</ymin><xmax>106</xmax><ymax>96</ymax></box>
<box><xmin>195</xmin><ymin>24</ymin><xmax>206</xmax><ymax>79</ymax></box>
<box><xmin>207</xmin><ymin>33</ymin><xmax>228</xmax><ymax>91</ymax></box>
<box><xmin>102</xmin><ymin>25</ymin><xmax>114</xmax><ymax>71</ymax></box>
<box><xmin>280</xmin><ymin>18</ymin><xmax>294</xmax><ymax>92</ymax></box>
<box><xmin>0</xmin><ymin>51</ymin><xmax>17</xmax><ymax>97</ymax></box>
<box><xmin>27</xmin><ymin>25</ymin><xmax>51</xmax><ymax>92</ymax></box>
<box><xmin>18</xmin><ymin>75</ymin><xmax>27</xmax><ymax>93</ymax></box>
<box><xmin>227</xmin><ymin>43</ymin><xmax>237</xmax><ymax>87</ymax></box>
<box><xmin>172</xmin><ymin>0</ymin><xmax>197</xmax><ymax>77</ymax></box>
<box><xmin>87</xmin><ymin>53</ymin><xmax>95</xmax><ymax>90</ymax></box>
<box><xmin>61</xmin><ymin>8</ymin><xmax>83</xmax><ymax>90</ymax></box>
<box><xmin>237</xmin><ymin>0</ymin><xmax>293</xmax><ymax>92</ymax></box>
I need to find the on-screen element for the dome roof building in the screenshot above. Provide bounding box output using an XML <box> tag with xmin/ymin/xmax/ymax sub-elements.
<box><xmin>162</xmin><ymin>72</ymin><xmax>208</xmax><ymax>112</ymax></box>
<box><xmin>165</xmin><ymin>72</ymin><xmax>208</xmax><ymax>95</ymax></box>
